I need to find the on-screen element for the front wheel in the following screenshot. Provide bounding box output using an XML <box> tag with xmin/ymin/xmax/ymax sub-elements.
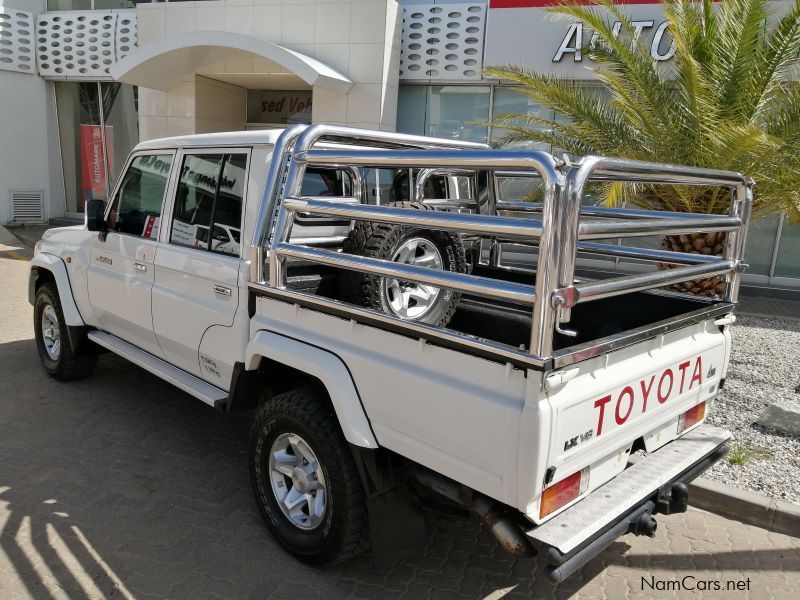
<box><xmin>249</xmin><ymin>388</ymin><xmax>369</xmax><ymax>565</ymax></box>
<box><xmin>33</xmin><ymin>282</ymin><xmax>96</xmax><ymax>381</ymax></box>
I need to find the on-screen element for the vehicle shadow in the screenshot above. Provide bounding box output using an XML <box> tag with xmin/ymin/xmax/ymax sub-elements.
<box><xmin>1</xmin><ymin>338</ymin><xmax>793</xmax><ymax>599</ymax></box>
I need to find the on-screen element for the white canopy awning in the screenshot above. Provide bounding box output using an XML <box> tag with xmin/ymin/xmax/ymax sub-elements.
<box><xmin>110</xmin><ymin>31</ymin><xmax>353</xmax><ymax>93</ymax></box>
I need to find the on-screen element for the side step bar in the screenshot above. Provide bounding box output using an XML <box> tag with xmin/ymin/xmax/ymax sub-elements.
<box><xmin>88</xmin><ymin>330</ymin><xmax>229</xmax><ymax>409</ymax></box>
<box><xmin>527</xmin><ymin>424</ymin><xmax>731</xmax><ymax>583</ymax></box>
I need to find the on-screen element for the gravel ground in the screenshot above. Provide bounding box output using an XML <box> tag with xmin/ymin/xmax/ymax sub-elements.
<box><xmin>705</xmin><ymin>315</ymin><xmax>800</xmax><ymax>505</ymax></box>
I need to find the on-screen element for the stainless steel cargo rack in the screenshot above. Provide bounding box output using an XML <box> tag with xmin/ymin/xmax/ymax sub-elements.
<box><xmin>249</xmin><ymin>125</ymin><xmax>752</xmax><ymax>371</ymax></box>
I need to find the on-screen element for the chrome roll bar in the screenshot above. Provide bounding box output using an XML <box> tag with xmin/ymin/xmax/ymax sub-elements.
<box><xmin>552</xmin><ymin>260</ymin><xmax>739</xmax><ymax>308</ymax></box>
<box><xmin>250</xmin><ymin>124</ymin><xmax>309</xmax><ymax>284</ymax></box>
<box><xmin>282</xmin><ymin>197</ymin><xmax>543</xmax><ymax>240</ymax></box>
<box><xmin>249</xmin><ymin>127</ymin><xmax>752</xmax><ymax>368</ymax></box>
<box><xmin>274</xmin><ymin>243</ymin><xmax>536</xmax><ymax>305</ymax></box>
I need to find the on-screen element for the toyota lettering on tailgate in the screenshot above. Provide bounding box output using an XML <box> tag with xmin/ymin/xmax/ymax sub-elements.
<box><xmin>593</xmin><ymin>355</ymin><xmax>706</xmax><ymax>437</ymax></box>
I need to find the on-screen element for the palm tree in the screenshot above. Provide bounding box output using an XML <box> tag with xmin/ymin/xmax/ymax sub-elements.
<box><xmin>486</xmin><ymin>0</ymin><xmax>800</xmax><ymax>293</ymax></box>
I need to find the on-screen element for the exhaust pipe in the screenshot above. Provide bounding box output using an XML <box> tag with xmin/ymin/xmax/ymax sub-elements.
<box><xmin>412</xmin><ymin>467</ymin><xmax>536</xmax><ymax>557</ymax></box>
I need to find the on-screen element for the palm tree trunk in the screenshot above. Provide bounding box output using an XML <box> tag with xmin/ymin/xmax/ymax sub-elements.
<box><xmin>659</xmin><ymin>232</ymin><xmax>726</xmax><ymax>297</ymax></box>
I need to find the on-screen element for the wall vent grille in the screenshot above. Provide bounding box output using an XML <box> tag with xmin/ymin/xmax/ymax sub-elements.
<box><xmin>36</xmin><ymin>10</ymin><xmax>137</xmax><ymax>80</ymax></box>
<box><xmin>400</xmin><ymin>4</ymin><xmax>486</xmax><ymax>81</ymax></box>
<box><xmin>0</xmin><ymin>8</ymin><xmax>35</xmax><ymax>74</ymax></box>
<box><xmin>11</xmin><ymin>191</ymin><xmax>45</xmax><ymax>222</ymax></box>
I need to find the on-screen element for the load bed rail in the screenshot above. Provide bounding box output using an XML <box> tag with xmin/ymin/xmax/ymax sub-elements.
<box><xmin>249</xmin><ymin>125</ymin><xmax>751</xmax><ymax>369</ymax></box>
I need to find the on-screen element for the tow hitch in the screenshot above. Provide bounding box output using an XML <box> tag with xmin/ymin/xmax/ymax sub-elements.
<box><xmin>655</xmin><ymin>481</ymin><xmax>689</xmax><ymax>515</ymax></box>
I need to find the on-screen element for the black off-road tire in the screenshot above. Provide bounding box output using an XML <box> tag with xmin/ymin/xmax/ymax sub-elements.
<box><xmin>249</xmin><ymin>388</ymin><xmax>370</xmax><ymax>565</ymax></box>
<box><xmin>338</xmin><ymin>201</ymin><xmax>467</xmax><ymax>327</ymax></box>
<box><xmin>33</xmin><ymin>282</ymin><xmax>97</xmax><ymax>381</ymax></box>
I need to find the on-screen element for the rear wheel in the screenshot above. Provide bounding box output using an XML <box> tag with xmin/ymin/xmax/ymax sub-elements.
<box><xmin>33</xmin><ymin>282</ymin><xmax>96</xmax><ymax>381</ymax></box>
<box><xmin>338</xmin><ymin>201</ymin><xmax>466</xmax><ymax>327</ymax></box>
<box><xmin>249</xmin><ymin>388</ymin><xmax>369</xmax><ymax>565</ymax></box>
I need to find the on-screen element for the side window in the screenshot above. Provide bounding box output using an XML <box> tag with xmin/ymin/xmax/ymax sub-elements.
<box><xmin>300</xmin><ymin>168</ymin><xmax>351</xmax><ymax>197</ymax></box>
<box><xmin>107</xmin><ymin>154</ymin><xmax>173</xmax><ymax>238</ymax></box>
<box><xmin>169</xmin><ymin>152</ymin><xmax>247</xmax><ymax>257</ymax></box>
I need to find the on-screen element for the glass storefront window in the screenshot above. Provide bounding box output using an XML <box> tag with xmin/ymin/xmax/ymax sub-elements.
<box><xmin>246</xmin><ymin>90</ymin><xmax>312</xmax><ymax>126</ymax></box>
<box><xmin>742</xmin><ymin>214</ymin><xmax>780</xmax><ymax>276</ymax></box>
<box><xmin>48</xmin><ymin>1</ymin><xmax>177</xmax><ymax>8</ymax></box>
<box><xmin>102</xmin><ymin>82</ymin><xmax>140</xmax><ymax>189</ymax></box>
<box><xmin>426</xmin><ymin>85</ymin><xmax>490</xmax><ymax>143</ymax></box>
<box><xmin>397</xmin><ymin>85</ymin><xmax>491</xmax><ymax>143</ymax></box>
<box><xmin>55</xmin><ymin>82</ymin><xmax>102</xmax><ymax>214</ymax></box>
<box><xmin>47</xmin><ymin>1</ymin><xmax>92</xmax><ymax>9</ymax></box>
<box><xmin>490</xmin><ymin>87</ymin><xmax>554</xmax><ymax>150</ymax></box>
<box><xmin>93</xmin><ymin>1</ymin><xmax>137</xmax><ymax>7</ymax></box>
<box><xmin>397</xmin><ymin>86</ymin><xmax>427</xmax><ymax>136</ymax></box>
<box><xmin>56</xmin><ymin>82</ymin><xmax>139</xmax><ymax>214</ymax></box>
<box><xmin>774</xmin><ymin>220</ymin><xmax>800</xmax><ymax>278</ymax></box>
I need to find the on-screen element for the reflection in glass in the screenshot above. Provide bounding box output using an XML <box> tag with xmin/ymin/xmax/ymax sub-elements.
<box><xmin>171</xmin><ymin>153</ymin><xmax>247</xmax><ymax>257</ymax></box>
<box><xmin>743</xmin><ymin>215</ymin><xmax>780</xmax><ymax>276</ymax></box>
<box><xmin>47</xmin><ymin>1</ymin><xmax>92</xmax><ymax>9</ymax></box>
<box><xmin>397</xmin><ymin>86</ymin><xmax>427</xmax><ymax>136</ymax></box>
<box><xmin>55</xmin><ymin>82</ymin><xmax>101</xmax><ymax>213</ymax></box>
<box><xmin>774</xmin><ymin>220</ymin><xmax>800</xmax><ymax>278</ymax></box>
<box><xmin>426</xmin><ymin>85</ymin><xmax>490</xmax><ymax>143</ymax></box>
<box><xmin>210</xmin><ymin>154</ymin><xmax>248</xmax><ymax>256</ymax></box>
<box><xmin>107</xmin><ymin>154</ymin><xmax>172</xmax><ymax>238</ymax></box>
<box><xmin>102</xmin><ymin>83</ymin><xmax>139</xmax><ymax>192</ymax></box>
<box><xmin>171</xmin><ymin>154</ymin><xmax>225</xmax><ymax>249</ymax></box>
<box><xmin>490</xmin><ymin>87</ymin><xmax>554</xmax><ymax>150</ymax></box>
<box><xmin>246</xmin><ymin>90</ymin><xmax>313</xmax><ymax>125</ymax></box>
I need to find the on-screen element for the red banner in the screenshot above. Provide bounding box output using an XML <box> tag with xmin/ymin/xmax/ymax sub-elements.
<box><xmin>490</xmin><ymin>1</ymin><xmax>664</xmax><ymax>7</ymax></box>
<box><xmin>80</xmin><ymin>124</ymin><xmax>113</xmax><ymax>209</ymax></box>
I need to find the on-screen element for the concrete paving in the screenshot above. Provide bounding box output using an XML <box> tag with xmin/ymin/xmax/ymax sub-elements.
<box><xmin>1</xmin><ymin>226</ymin><xmax>798</xmax><ymax>599</ymax></box>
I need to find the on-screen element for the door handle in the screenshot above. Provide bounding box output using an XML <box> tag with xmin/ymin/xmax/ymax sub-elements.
<box><xmin>213</xmin><ymin>284</ymin><xmax>232</xmax><ymax>297</ymax></box>
<box><xmin>134</xmin><ymin>262</ymin><xmax>147</xmax><ymax>272</ymax></box>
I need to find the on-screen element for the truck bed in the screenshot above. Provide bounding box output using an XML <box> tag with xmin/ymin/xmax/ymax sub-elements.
<box><xmin>285</xmin><ymin>263</ymin><xmax>715</xmax><ymax>354</ymax></box>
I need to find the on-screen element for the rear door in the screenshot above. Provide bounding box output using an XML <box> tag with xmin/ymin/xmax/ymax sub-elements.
<box><xmin>87</xmin><ymin>152</ymin><xmax>175</xmax><ymax>356</ymax></box>
<box><xmin>151</xmin><ymin>150</ymin><xmax>249</xmax><ymax>383</ymax></box>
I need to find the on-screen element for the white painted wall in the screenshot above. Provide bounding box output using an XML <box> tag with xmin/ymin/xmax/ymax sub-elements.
<box><xmin>135</xmin><ymin>0</ymin><xmax>401</xmax><ymax>140</ymax></box>
<box><xmin>139</xmin><ymin>74</ymin><xmax>249</xmax><ymax>140</ymax></box>
<box><xmin>0</xmin><ymin>0</ymin><xmax>64</xmax><ymax>224</ymax></box>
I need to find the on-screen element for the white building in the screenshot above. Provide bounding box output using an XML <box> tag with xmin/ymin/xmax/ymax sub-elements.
<box><xmin>0</xmin><ymin>0</ymin><xmax>797</xmax><ymax>290</ymax></box>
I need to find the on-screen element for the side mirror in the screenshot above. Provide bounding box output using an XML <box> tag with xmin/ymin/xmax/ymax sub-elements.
<box><xmin>86</xmin><ymin>199</ymin><xmax>107</xmax><ymax>232</ymax></box>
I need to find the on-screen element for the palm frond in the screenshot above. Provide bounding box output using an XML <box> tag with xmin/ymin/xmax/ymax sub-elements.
<box><xmin>483</xmin><ymin>0</ymin><xmax>800</xmax><ymax>219</ymax></box>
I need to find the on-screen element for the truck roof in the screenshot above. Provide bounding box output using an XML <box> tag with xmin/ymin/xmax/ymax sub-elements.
<box><xmin>135</xmin><ymin>129</ymin><xmax>287</xmax><ymax>151</ymax></box>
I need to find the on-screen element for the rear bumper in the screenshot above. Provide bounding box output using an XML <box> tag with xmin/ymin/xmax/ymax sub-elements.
<box><xmin>527</xmin><ymin>424</ymin><xmax>731</xmax><ymax>584</ymax></box>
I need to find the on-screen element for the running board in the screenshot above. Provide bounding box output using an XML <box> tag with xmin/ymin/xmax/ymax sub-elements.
<box><xmin>88</xmin><ymin>330</ymin><xmax>228</xmax><ymax>409</ymax></box>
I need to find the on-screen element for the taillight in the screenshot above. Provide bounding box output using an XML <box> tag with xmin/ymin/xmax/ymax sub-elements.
<box><xmin>540</xmin><ymin>467</ymin><xmax>589</xmax><ymax>519</ymax></box>
<box><xmin>678</xmin><ymin>401</ymin><xmax>706</xmax><ymax>433</ymax></box>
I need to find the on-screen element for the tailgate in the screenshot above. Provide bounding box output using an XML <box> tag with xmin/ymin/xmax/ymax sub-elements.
<box><xmin>533</xmin><ymin>317</ymin><xmax>728</xmax><ymax>524</ymax></box>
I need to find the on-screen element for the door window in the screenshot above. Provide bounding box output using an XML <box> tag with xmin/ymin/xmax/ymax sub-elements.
<box><xmin>169</xmin><ymin>152</ymin><xmax>248</xmax><ymax>257</ymax></box>
<box><xmin>106</xmin><ymin>153</ymin><xmax>173</xmax><ymax>238</ymax></box>
<box><xmin>300</xmin><ymin>168</ymin><xmax>351</xmax><ymax>197</ymax></box>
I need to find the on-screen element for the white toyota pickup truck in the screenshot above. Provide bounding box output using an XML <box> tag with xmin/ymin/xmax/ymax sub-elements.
<box><xmin>29</xmin><ymin>124</ymin><xmax>751</xmax><ymax>582</ymax></box>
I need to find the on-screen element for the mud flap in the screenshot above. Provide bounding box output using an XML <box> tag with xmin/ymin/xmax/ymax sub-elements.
<box><xmin>349</xmin><ymin>445</ymin><xmax>427</xmax><ymax>565</ymax></box>
<box><xmin>368</xmin><ymin>488</ymin><xmax>427</xmax><ymax>566</ymax></box>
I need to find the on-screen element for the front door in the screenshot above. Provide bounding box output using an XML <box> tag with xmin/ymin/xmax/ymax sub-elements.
<box><xmin>87</xmin><ymin>152</ymin><xmax>175</xmax><ymax>356</ymax></box>
<box><xmin>152</xmin><ymin>150</ymin><xmax>249</xmax><ymax>383</ymax></box>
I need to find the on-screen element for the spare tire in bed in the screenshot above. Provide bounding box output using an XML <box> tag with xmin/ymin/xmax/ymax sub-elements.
<box><xmin>337</xmin><ymin>201</ymin><xmax>466</xmax><ymax>327</ymax></box>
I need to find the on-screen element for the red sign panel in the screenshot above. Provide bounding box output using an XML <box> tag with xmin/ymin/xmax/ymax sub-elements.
<box><xmin>489</xmin><ymin>1</ymin><xmax>664</xmax><ymax>7</ymax></box>
<box><xmin>80</xmin><ymin>124</ymin><xmax>113</xmax><ymax>208</ymax></box>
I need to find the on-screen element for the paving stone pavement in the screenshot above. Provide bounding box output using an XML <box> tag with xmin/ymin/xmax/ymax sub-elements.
<box><xmin>1</xmin><ymin>229</ymin><xmax>799</xmax><ymax>600</ymax></box>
